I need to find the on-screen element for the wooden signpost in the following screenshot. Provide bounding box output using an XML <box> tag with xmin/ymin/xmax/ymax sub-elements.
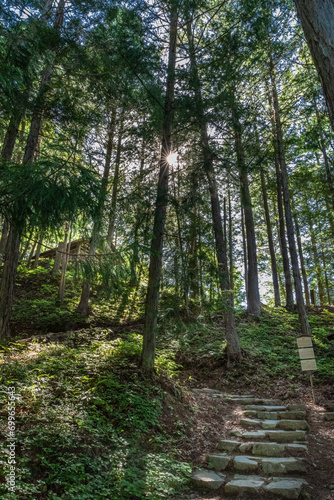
<box><xmin>297</xmin><ymin>336</ymin><xmax>317</xmax><ymax>403</ymax></box>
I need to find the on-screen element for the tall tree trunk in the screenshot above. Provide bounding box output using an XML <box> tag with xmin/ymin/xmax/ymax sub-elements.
<box><xmin>294</xmin><ymin>0</ymin><xmax>334</xmax><ymax>131</ymax></box>
<box><xmin>52</xmin><ymin>241</ymin><xmax>64</xmax><ymax>274</ymax></box>
<box><xmin>228</xmin><ymin>183</ymin><xmax>234</xmax><ymax>306</ymax></box>
<box><xmin>305</xmin><ymin>202</ymin><xmax>325</xmax><ymax>305</ymax></box>
<box><xmin>241</xmin><ymin>205</ymin><xmax>248</xmax><ymax>299</ymax></box>
<box><xmin>186</xmin><ymin>17</ymin><xmax>241</xmax><ymax>360</ymax></box>
<box><xmin>58</xmin><ymin>225</ymin><xmax>71</xmax><ymax>303</ymax></box>
<box><xmin>0</xmin><ymin>0</ymin><xmax>65</xmax><ymax>339</ymax></box>
<box><xmin>33</xmin><ymin>233</ymin><xmax>44</xmax><ymax>269</ymax></box>
<box><xmin>141</xmin><ymin>3</ymin><xmax>178</xmax><ymax>372</ymax></box>
<box><xmin>270</xmin><ymin>59</ymin><xmax>312</xmax><ymax>336</ymax></box>
<box><xmin>232</xmin><ymin>105</ymin><xmax>261</xmax><ymax>315</ymax></box>
<box><xmin>27</xmin><ymin>240</ymin><xmax>37</xmax><ymax>268</ymax></box>
<box><xmin>267</xmin><ymin>80</ymin><xmax>294</xmax><ymax>310</ymax></box>
<box><xmin>0</xmin><ymin>218</ymin><xmax>9</xmax><ymax>259</ymax></box>
<box><xmin>189</xmin><ymin>171</ymin><xmax>199</xmax><ymax>300</ymax></box>
<box><xmin>260</xmin><ymin>169</ymin><xmax>281</xmax><ymax>306</ymax></box>
<box><xmin>107</xmin><ymin>110</ymin><xmax>124</xmax><ymax>248</ymax></box>
<box><xmin>1</xmin><ymin>116</ymin><xmax>21</xmax><ymax>161</ymax></box>
<box><xmin>19</xmin><ymin>231</ymin><xmax>32</xmax><ymax>262</ymax></box>
<box><xmin>321</xmin><ymin>247</ymin><xmax>331</xmax><ymax>304</ymax></box>
<box><xmin>77</xmin><ymin>109</ymin><xmax>116</xmax><ymax>315</ymax></box>
<box><xmin>0</xmin><ymin>229</ymin><xmax>20</xmax><ymax>337</ymax></box>
<box><xmin>313</xmin><ymin>96</ymin><xmax>334</xmax><ymax>213</ymax></box>
<box><xmin>292</xmin><ymin>210</ymin><xmax>310</xmax><ymax>307</ymax></box>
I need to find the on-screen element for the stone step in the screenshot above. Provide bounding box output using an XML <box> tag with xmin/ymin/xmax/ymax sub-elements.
<box><xmin>225</xmin><ymin>474</ymin><xmax>265</xmax><ymax>495</ymax></box>
<box><xmin>240</xmin><ymin>418</ymin><xmax>309</xmax><ymax>431</ymax></box>
<box><xmin>191</xmin><ymin>388</ymin><xmax>221</xmax><ymax>394</ymax></box>
<box><xmin>225</xmin><ymin>475</ymin><xmax>307</xmax><ymax>499</ymax></box>
<box><xmin>244</xmin><ymin>410</ymin><xmax>306</xmax><ymax>420</ymax></box>
<box><xmin>217</xmin><ymin>439</ymin><xmax>308</xmax><ymax>456</ymax></box>
<box><xmin>190</xmin><ymin>469</ymin><xmax>225</xmax><ymax>490</ymax></box>
<box><xmin>264</xmin><ymin>477</ymin><xmax>308</xmax><ymax>499</ymax></box>
<box><xmin>233</xmin><ymin>455</ymin><xmax>306</xmax><ymax>474</ymax></box>
<box><xmin>207</xmin><ymin>453</ymin><xmax>306</xmax><ymax>474</ymax></box>
<box><xmin>232</xmin><ymin>429</ymin><xmax>307</xmax><ymax>442</ymax></box>
<box><xmin>230</xmin><ymin>398</ymin><xmax>282</xmax><ymax>405</ymax></box>
<box><xmin>325</xmin><ymin>412</ymin><xmax>334</xmax><ymax>421</ymax></box>
<box><xmin>242</xmin><ymin>404</ymin><xmax>287</xmax><ymax>412</ymax></box>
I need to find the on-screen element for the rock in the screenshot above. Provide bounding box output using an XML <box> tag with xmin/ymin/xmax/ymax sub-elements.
<box><xmin>242</xmin><ymin>430</ymin><xmax>267</xmax><ymax>439</ymax></box>
<box><xmin>264</xmin><ymin>478</ymin><xmax>307</xmax><ymax>499</ymax></box>
<box><xmin>329</xmin><ymin>484</ymin><xmax>334</xmax><ymax>490</ymax></box>
<box><xmin>239</xmin><ymin>442</ymin><xmax>253</xmax><ymax>453</ymax></box>
<box><xmin>261</xmin><ymin>457</ymin><xmax>306</xmax><ymax>474</ymax></box>
<box><xmin>190</xmin><ymin>470</ymin><xmax>225</xmax><ymax>490</ymax></box>
<box><xmin>325</xmin><ymin>412</ymin><xmax>334</xmax><ymax>421</ymax></box>
<box><xmin>266</xmin><ymin>430</ymin><xmax>307</xmax><ymax>442</ymax></box>
<box><xmin>244</xmin><ymin>410</ymin><xmax>257</xmax><ymax>417</ymax></box>
<box><xmin>260</xmin><ymin>399</ymin><xmax>283</xmax><ymax>405</ymax></box>
<box><xmin>242</xmin><ymin>405</ymin><xmax>286</xmax><ymax>411</ymax></box>
<box><xmin>233</xmin><ymin>456</ymin><xmax>259</xmax><ymax>472</ymax></box>
<box><xmin>217</xmin><ymin>440</ymin><xmax>240</xmax><ymax>452</ymax></box>
<box><xmin>261</xmin><ymin>419</ymin><xmax>280</xmax><ymax>430</ymax></box>
<box><xmin>257</xmin><ymin>411</ymin><xmax>278</xmax><ymax>420</ymax></box>
<box><xmin>229</xmin><ymin>398</ymin><xmax>258</xmax><ymax>404</ymax></box>
<box><xmin>225</xmin><ymin>474</ymin><xmax>265</xmax><ymax>494</ymax></box>
<box><xmin>225</xmin><ymin>394</ymin><xmax>254</xmax><ymax>398</ymax></box>
<box><xmin>230</xmin><ymin>429</ymin><xmax>242</xmax><ymax>437</ymax></box>
<box><xmin>253</xmin><ymin>442</ymin><xmax>285</xmax><ymax>457</ymax></box>
<box><xmin>240</xmin><ymin>418</ymin><xmax>262</xmax><ymax>427</ymax></box>
<box><xmin>207</xmin><ymin>453</ymin><xmax>230</xmax><ymax>471</ymax></box>
<box><xmin>278</xmin><ymin>419</ymin><xmax>308</xmax><ymax>430</ymax></box>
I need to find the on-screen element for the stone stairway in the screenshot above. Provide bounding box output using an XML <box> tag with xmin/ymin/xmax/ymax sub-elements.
<box><xmin>191</xmin><ymin>391</ymin><xmax>309</xmax><ymax>499</ymax></box>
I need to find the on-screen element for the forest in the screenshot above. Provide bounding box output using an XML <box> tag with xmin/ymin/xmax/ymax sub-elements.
<box><xmin>0</xmin><ymin>0</ymin><xmax>334</xmax><ymax>499</ymax></box>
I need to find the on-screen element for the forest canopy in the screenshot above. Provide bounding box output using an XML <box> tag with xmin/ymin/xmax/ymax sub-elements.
<box><xmin>1</xmin><ymin>0</ymin><xmax>334</xmax><ymax>370</ymax></box>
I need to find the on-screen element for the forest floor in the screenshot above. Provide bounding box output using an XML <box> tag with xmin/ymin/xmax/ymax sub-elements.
<box><xmin>1</xmin><ymin>263</ymin><xmax>334</xmax><ymax>499</ymax></box>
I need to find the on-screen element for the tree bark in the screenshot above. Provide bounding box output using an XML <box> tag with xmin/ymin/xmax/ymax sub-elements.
<box><xmin>27</xmin><ymin>240</ymin><xmax>37</xmax><ymax>268</ymax></box>
<box><xmin>189</xmin><ymin>178</ymin><xmax>199</xmax><ymax>300</ymax></box>
<box><xmin>232</xmin><ymin>106</ymin><xmax>261</xmax><ymax>316</ymax></box>
<box><xmin>293</xmin><ymin>210</ymin><xmax>310</xmax><ymax>307</ymax></box>
<box><xmin>52</xmin><ymin>241</ymin><xmax>63</xmax><ymax>274</ymax></box>
<box><xmin>77</xmin><ymin>109</ymin><xmax>116</xmax><ymax>315</ymax></box>
<box><xmin>186</xmin><ymin>16</ymin><xmax>241</xmax><ymax>360</ymax></box>
<box><xmin>270</xmin><ymin>59</ymin><xmax>312</xmax><ymax>336</ymax></box>
<box><xmin>0</xmin><ymin>218</ymin><xmax>9</xmax><ymax>259</ymax></box>
<box><xmin>267</xmin><ymin>80</ymin><xmax>294</xmax><ymax>310</ymax></box>
<box><xmin>33</xmin><ymin>233</ymin><xmax>44</xmax><ymax>269</ymax></box>
<box><xmin>294</xmin><ymin>0</ymin><xmax>334</xmax><ymax>131</ymax></box>
<box><xmin>305</xmin><ymin>202</ymin><xmax>325</xmax><ymax>305</ymax></box>
<box><xmin>321</xmin><ymin>247</ymin><xmax>331</xmax><ymax>304</ymax></box>
<box><xmin>107</xmin><ymin>110</ymin><xmax>124</xmax><ymax>248</ymax></box>
<box><xmin>260</xmin><ymin>169</ymin><xmax>281</xmax><ymax>307</ymax></box>
<box><xmin>0</xmin><ymin>0</ymin><xmax>65</xmax><ymax>339</ymax></box>
<box><xmin>314</xmin><ymin>96</ymin><xmax>334</xmax><ymax>212</ymax></box>
<box><xmin>0</xmin><ymin>228</ymin><xmax>20</xmax><ymax>338</ymax></box>
<box><xmin>58</xmin><ymin>225</ymin><xmax>71</xmax><ymax>303</ymax></box>
<box><xmin>241</xmin><ymin>205</ymin><xmax>248</xmax><ymax>299</ymax></box>
<box><xmin>141</xmin><ymin>3</ymin><xmax>178</xmax><ymax>372</ymax></box>
<box><xmin>228</xmin><ymin>183</ymin><xmax>234</xmax><ymax>306</ymax></box>
<box><xmin>1</xmin><ymin>116</ymin><xmax>21</xmax><ymax>161</ymax></box>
